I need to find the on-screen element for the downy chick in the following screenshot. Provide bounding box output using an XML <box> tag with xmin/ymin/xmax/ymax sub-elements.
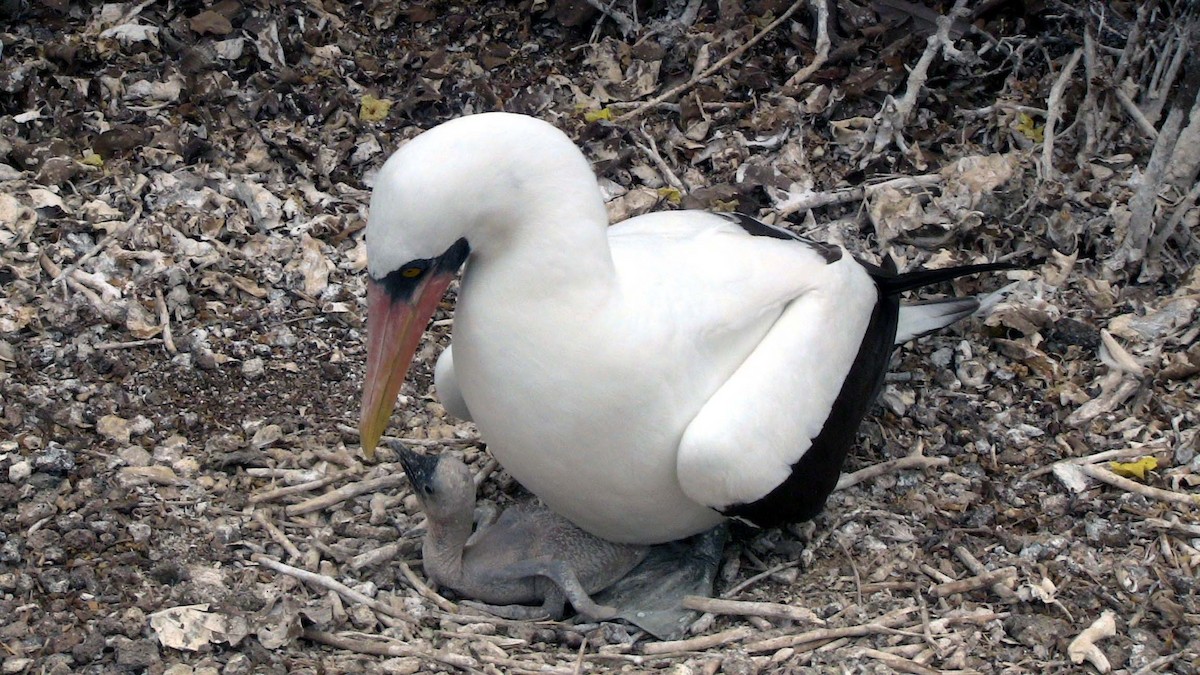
<box><xmin>398</xmin><ymin>445</ymin><xmax>647</xmax><ymax>620</ymax></box>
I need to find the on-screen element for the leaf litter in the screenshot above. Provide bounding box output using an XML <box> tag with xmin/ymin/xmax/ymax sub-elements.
<box><xmin>0</xmin><ymin>0</ymin><xmax>1198</xmax><ymax>673</ymax></box>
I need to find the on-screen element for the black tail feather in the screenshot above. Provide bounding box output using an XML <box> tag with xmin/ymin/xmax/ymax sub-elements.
<box><xmin>873</xmin><ymin>261</ymin><xmax>1018</xmax><ymax>296</ymax></box>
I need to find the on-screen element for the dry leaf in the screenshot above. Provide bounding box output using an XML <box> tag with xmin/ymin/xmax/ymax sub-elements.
<box><xmin>359</xmin><ymin>94</ymin><xmax>393</xmax><ymax>122</ymax></box>
<box><xmin>1109</xmin><ymin>456</ymin><xmax>1158</xmax><ymax>480</ymax></box>
<box><xmin>190</xmin><ymin>10</ymin><xmax>234</xmax><ymax>36</ymax></box>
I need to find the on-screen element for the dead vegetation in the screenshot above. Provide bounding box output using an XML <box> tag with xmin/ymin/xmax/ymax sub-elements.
<box><xmin>0</xmin><ymin>0</ymin><xmax>1198</xmax><ymax>672</ymax></box>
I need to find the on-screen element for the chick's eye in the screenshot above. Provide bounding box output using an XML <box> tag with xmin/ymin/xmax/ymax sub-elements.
<box><xmin>422</xmin><ymin>485</ymin><xmax>435</xmax><ymax>495</ymax></box>
<box><xmin>401</xmin><ymin>267</ymin><xmax>423</xmax><ymax>279</ymax></box>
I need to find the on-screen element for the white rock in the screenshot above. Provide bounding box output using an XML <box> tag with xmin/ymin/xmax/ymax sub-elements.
<box><xmin>8</xmin><ymin>460</ymin><xmax>31</xmax><ymax>483</ymax></box>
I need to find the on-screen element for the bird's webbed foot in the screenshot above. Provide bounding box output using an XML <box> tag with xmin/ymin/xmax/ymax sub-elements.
<box><xmin>493</xmin><ymin>559</ymin><xmax>618</xmax><ymax>622</ymax></box>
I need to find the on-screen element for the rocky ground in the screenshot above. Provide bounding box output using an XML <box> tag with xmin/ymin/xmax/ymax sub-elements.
<box><xmin>1</xmin><ymin>0</ymin><xmax>1198</xmax><ymax>673</ymax></box>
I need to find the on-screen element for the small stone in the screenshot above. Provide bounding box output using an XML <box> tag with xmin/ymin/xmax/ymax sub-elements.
<box><xmin>154</xmin><ymin>435</ymin><xmax>188</xmax><ymax>463</ymax></box>
<box><xmin>114</xmin><ymin>637</ymin><xmax>160</xmax><ymax>669</ymax></box>
<box><xmin>720</xmin><ymin>654</ymin><xmax>759</xmax><ymax>675</ymax></box>
<box><xmin>8</xmin><ymin>460</ymin><xmax>30</xmax><ymax>483</ymax></box>
<box><xmin>128</xmin><ymin>522</ymin><xmax>152</xmax><ymax>543</ymax></box>
<box><xmin>118</xmin><ymin>445</ymin><xmax>152</xmax><ymax>467</ymax></box>
<box><xmin>0</xmin><ymin>538</ymin><xmax>22</xmax><ymax>564</ymax></box>
<box><xmin>97</xmin><ymin>415</ymin><xmax>133</xmax><ymax>443</ymax></box>
<box><xmin>39</xmin><ymin>567</ymin><xmax>70</xmax><ymax>593</ymax></box>
<box><xmin>172</xmin><ymin>457</ymin><xmax>200</xmax><ymax>477</ymax></box>
<box><xmin>17</xmin><ymin>500</ymin><xmax>56</xmax><ymax>526</ymax></box>
<box><xmin>267</xmin><ymin>325</ymin><xmax>298</xmax><ymax>348</ymax></box>
<box><xmin>40</xmin><ymin>654</ymin><xmax>72</xmax><ymax>675</ymax></box>
<box><xmin>62</xmin><ymin>528</ymin><xmax>97</xmax><ymax>551</ymax></box>
<box><xmin>250</xmin><ymin>424</ymin><xmax>282</xmax><ymax>448</ymax></box>
<box><xmin>196</xmin><ymin>349</ymin><xmax>219</xmax><ymax>370</ymax></box>
<box><xmin>101</xmin><ymin>607</ymin><xmax>147</xmax><ymax>639</ymax></box>
<box><xmin>33</xmin><ymin>442</ymin><xmax>75</xmax><ymax>474</ymax></box>
<box><xmin>1004</xmin><ymin>613</ymin><xmax>1071</xmax><ymax>655</ymax></box>
<box><xmin>71</xmin><ymin>630</ymin><xmax>105</xmax><ymax>664</ymax></box>
<box><xmin>128</xmin><ymin>415</ymin><xmax>154</xmax><ymax>437</ymax></box>
<box><xmin>955</xmin><ymin>359</ymin><xmax>988</xmax><ymax>388</ymax></box>
<box><xmin>378</xmin><ymin>657</ymin><xmax>422</xmax><ymax>675</ymax></box>
<box><xmin>319</xmin><ymin>360</ymin><xmax>342</xmax><ymax>380</ymax></box>
<box><xmin>241</xmin><ymin>357</ymin><xmax>264</xmax><ymax>379</ymax></box>
<box><xmin>211</xmin><ymin>519</ymin><xmax>240</xmax><ymax>544</ymax></box>
<box><xmin>222</xmin><ymin>653</ymin><xmax>252</xmax><ymax>675</ymax></box>
<box><xmin>2</xmin><ymin>657</ymin><xmax>33</xmax><ymax>674</ymax></box>
<box><xmin>348</xmin><ymin>603</ymin><xmax>377</xmax><ymax>629</ymax></box>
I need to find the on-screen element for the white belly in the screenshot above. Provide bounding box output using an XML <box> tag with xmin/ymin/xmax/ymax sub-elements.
<box><xmin>451</xmin><ymin>278</ymin><xmax>763</xmax><ymax>543</ymax></box>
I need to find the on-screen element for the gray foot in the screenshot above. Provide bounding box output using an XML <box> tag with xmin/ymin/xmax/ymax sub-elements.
<box><xmin>594</xmin><ymin>524</ymin><xmax>729</xmax><ymax>640</ymax></box>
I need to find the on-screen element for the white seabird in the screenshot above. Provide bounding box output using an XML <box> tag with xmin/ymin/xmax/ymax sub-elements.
<box><xmin>360</xmin><ymin>112</ymin><xmax>1009</xmax><ymax>545</ymax></box>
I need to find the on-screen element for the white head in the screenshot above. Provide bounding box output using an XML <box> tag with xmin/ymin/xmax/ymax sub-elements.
<box><xmin>365</xmin><ymin>112</ymin><xmax>603</xmax><ymax>278</ymax></box>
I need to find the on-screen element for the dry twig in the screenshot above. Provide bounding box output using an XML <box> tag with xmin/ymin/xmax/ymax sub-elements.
<box><xmin>154</xmin><ymin>287</ymin><xmax>176</xmax><ymax>354</ymax></box>
<box><xmin>856</xmin><ymin>648</ymin><xmax>941</xmax><ymax>675</ymax></box>
<box><xmin>775</xmin><ymin>174</ymin><xmax>942</xmax><ymax>218</ymax></box>
<box><xmin>928</xmin><ymin>567</ymin><xmax>1017</xmax><ymax>598</ymax></box>
<box><xmin>584</xmin><ymin>0</ymin><xmax>637</xmax><ymax>37</ymax></box>
<box><xmin>350</xmin><ymin>542</ymin><xmax>405</xmax><ymax>571</ymax></box>
<box><xmin>1041</xmin><ymin>48</ymin><xmax>1083</xmax><ymax>180</ymax></box>
<box><xmin>398</xmin><ymin>560</ymin><xmax>458</xmax><ymax>612</ymax></box>
<box><xmin>720</xmin><ymin>560</ymin><xmax>799</xmax><ymax>597</ymax></box>
<box><xmin>953</xmin><ymin>546</ymin><xmax>1018</xmax><ymax>601</ymax></box>
<box><xmin>252</xmin><ymin>554</ymin><xmax>415</xmax><ymax>623</ymax></box>
<box><xmin>302</xmin><ymin>629</ymin><xmax>479</xmax><ymax>671</ymax></box>
<box><xmin>742</xmin><ymin>608</ymin><xmax>917</xmax><ymax>653</ymax></box>
<box><xmin>52</xmin><ymin>203</ymin><xmax>144</xmax><ymax>285</ymax></box>
<box><xmin>615</xmin><ymin>0</ymin><xmax>805</xmax><ymax>123</ymax></box>
<box><xmin>1114</xmin><ymin>88</ymin><xmax>1159</xmax><ymax>139</ymax></box>
<box><xmin>784</xmin><ymin>0</ymin><xmax>830</xmax><ymax>88</ymax></box>
<box><xmin>835</xmin><ymin>442</ymin><xmax>948</xmax><ymax>491</ymax></box>
<box><xmin>1112</xmin><ymin>97</ymin><xmax>1188</xmax><ymax>275</ymax></box>
<box><xmin>253</xmin><ymin>510</ymin><xmax>304</xmax><ymax>561</ymax></box>
<box><xmin>1078</xmin><ymin>463</ymin><xmax>1199</xmax><ymax>507</ymax></box>
<box><xmin>285</xmin><ymin>474</ymin><xmax>409</xmax><ymax>516</ymax></box>
<box><xmin>95</xmin><ymin>338</ymin><xmax>164</xmax><ymax>350</ymax></box>
<box><xmin>249</xmin><ymin>470</ymin><xmax>354</xmax><ymax>504</ymax></box>
<box><xmin>860</xmin><ymin>0</ymin><xmax>971</xmax><ymax>163</ymax></box>
<box><xmin>681</xmin><ymin>596</ymin><xmax>824</xmax><ymax>625</ymax></box>
<box><xmin>1067</xmin><ymin>611</ymin><xmax>1116</xmax><ymax>673</ymax></box>
<box><xmin>640</xmin><ymin>627</ymin><xmax>755</xmax><ymax>655</ymax></box>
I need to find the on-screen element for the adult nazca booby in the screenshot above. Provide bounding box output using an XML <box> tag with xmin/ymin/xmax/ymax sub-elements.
<box><xmin>360</xmin><ymin>112</ymin><xmax>1009</xmax><ymax>545</ymax></box>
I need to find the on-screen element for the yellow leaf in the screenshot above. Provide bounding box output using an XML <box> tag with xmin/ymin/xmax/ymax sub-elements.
<box><xmin>656</xmin><ymin>187</ymin><xmax>682</xmax><ymax>204</ymax></box>
<box><xmin>1015</xmin><ymin>113</ymin><xmax>1044</xmax><ymax>143</ymax></box>
<box><xmin>583</xmin><ymin>108</ymin><xmax>613</xmax><ymax>123</ymax></box>
<box><xmin>359</xmin><ymin>94</ymin><xmax>392</xmax><ymax>122</ymax></box>
<box><xmin>1109</xmin><ymin>457</ymin><xmax>1158</xmax><ymax>480</ymax></box>
<box><xmin>711</xmin><ymin>199</ymin><xmax>739</xmax><ymax>212</ymax></box>
<box><xmin>751</xmin><ymin>12</ymin><xmax>775</xmax><ymax>29</ymax></box>
<box><xmin>82</xmin><ymin>152</ymin><xmax>104</xmax><ymax>167</ymax></box>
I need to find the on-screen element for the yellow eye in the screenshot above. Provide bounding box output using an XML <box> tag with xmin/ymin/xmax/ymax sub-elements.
<box><xmin>401</xmin><ymin>267</ymin><xmax>423</xmax><ymax>278</ymax></box>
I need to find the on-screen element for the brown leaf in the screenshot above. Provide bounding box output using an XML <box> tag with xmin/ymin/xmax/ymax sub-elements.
<box><xmin>190</xmin><ymin>10</ymin><xmax>234</xmax><ymax>36</ymax></box>
<box><xmin>405</xmin><ymin>5</ymin><xmax>436</xmax><ymax>22</ymax></box>
<box><xmin>93</xmin><ymin>127</ymin><xmax>149</xmax><ymax>159</ymax></box>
